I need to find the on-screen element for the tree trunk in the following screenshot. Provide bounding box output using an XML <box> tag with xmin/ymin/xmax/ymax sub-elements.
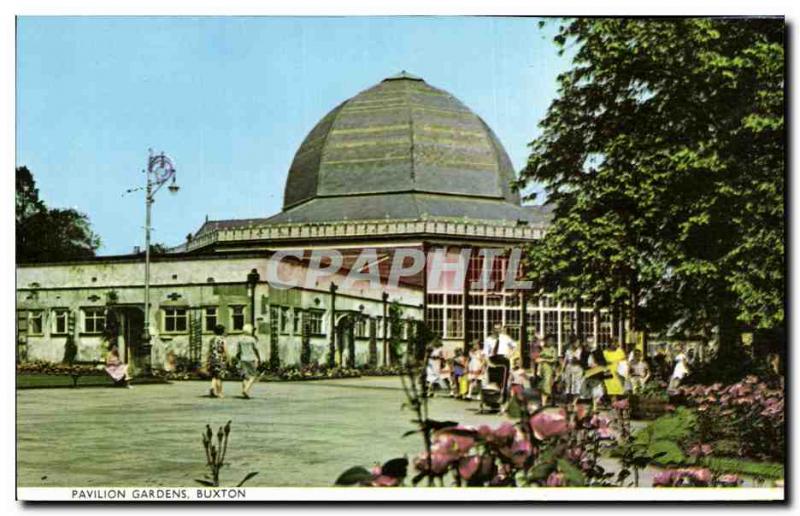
<box><xmin>717</xmin><ymin>302</ymin><xmax>742</xmax><ymax>357</ymax></box>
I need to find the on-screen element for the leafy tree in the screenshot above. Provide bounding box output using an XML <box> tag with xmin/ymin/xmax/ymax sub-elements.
<box><xmin>137</xmin><ymin>242</ymin><xmax>169</xmax><ymax>255</ymax></box>
<box><xmin>16</xmin><ymin>166</ymin><xmax>101</xmax><ymax>262</ymax></box>
<box><xmin>519</xmin><ymin>19</ymin><xmax>784</xmax><ymax>355</ymax></box>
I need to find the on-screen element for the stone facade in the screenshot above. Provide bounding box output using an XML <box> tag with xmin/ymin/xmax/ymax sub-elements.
<box><xmin>16</xmin><ymin>252</ymin><xmax>423</xmax><ymax>370</ymax></box>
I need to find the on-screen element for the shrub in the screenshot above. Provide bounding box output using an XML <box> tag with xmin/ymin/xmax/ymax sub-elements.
<box><xmin>676</xmin><ymin>376</ymin><xmax>784</xmax><ymax>462</ymax></box>
<box><xmin>62</xmin><ymin>335</ymin><xmax>78</xmax><ymax>364</ymax></box>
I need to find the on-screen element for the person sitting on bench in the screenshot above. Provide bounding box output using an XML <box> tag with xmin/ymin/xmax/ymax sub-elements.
<box><xmin>105</xmin><ymin>344</ymin><xmax>132</xmax><ymax>388</ymax></box>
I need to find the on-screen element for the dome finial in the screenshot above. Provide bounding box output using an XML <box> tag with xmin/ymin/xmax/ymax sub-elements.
<box><xmin>384</xmin><ymin>70</ymin><xmax>423</xmax><ymax>82</ymax></box>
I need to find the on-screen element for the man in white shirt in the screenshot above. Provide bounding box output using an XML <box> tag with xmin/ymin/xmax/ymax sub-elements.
<box><xmin>483</xmin><ymin>324</ymin><xmax>516</xmax><ymax>359</ymax></box>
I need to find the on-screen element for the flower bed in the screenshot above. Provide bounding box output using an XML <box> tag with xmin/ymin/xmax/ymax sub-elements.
<box><xmin>676</xmin><ymin>375</ymin><xmax>784</xmax><ymax>463</ymax></box>
<box><xmin>17</xmin><ymin>360</ymin><xmax>105</xmax><ymax>376</ymax></box>
<box><xmin>612</xmin><ymin>374</ymin><xmax>785</xmax><ymax>486</ymax></box>
<box><xmin>152</xmin><ymin>365</ymin><xmax>363</xmax><ymax>382</ymax></box>
<box><xmin>337</xmin><ymin>384</ymin><xmax>658</xmax><ymax>488</ymax></box>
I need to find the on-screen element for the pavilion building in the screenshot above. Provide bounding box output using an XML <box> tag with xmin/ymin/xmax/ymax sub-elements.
<box><xmin>16</xmin><ymin>72</ymin><xmax>618</xmax><ymax>370</ymax></box>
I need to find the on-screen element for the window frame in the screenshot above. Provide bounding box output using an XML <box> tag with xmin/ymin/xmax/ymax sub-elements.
<box><xmin>307</xmin><ymin>309</ymin><xmax>325</xmax><ymax>336</ymax></box>
<box><xmin>203</xmin><ymin>306</ymin><xmax>218</xmax><ymax>333</ymax></box>
<box><xmin>27</xmin><ymin>310</ymin><xmax>45</xmax><ymax>336</ymax></box>
<box><xmin>51</xmin><ymin>308</ymin><xmax>69</xmax><ymax>336</ymax></box>
<box><xmin>293</xmin><ymin>309</ymin><xmax>302</xmax><ymax>335</ymax></box>
<box><xmin>162</xmin><ymin>306</ymin><xmax>189</xmax><ymax>334</ymax></box>
<box><xmin>354</xmin><ymin>317</ymin><xmax>368</xmax><ymax>339</ymax></box>
<box><xmin>229</xmin><ymin>305</ymin><xmax>246</xmax><ymax>333</ymax></box>
<box><xmin>82</xmin><ymin>307</ymin><xmax>106</xmax><ymax>335</ymax></box>
<box><xmin>280</xmin><ymin>307</ymin><xmax>290</xmax><ymax>335</ymax></box>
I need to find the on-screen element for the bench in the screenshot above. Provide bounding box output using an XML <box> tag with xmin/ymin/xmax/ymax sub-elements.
<box><xmin>69</xmin><ymin>360</ymin><xmax>107</xmax><ymax>387</ymax></box>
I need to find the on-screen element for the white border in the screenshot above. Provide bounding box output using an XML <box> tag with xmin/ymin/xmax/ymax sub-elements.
<box><xmin>3</xmin><ymin>0</ymin><xmax>797</xmax><ymax>510</ymax></box>
<box><xmin>17</xmin><ymin>486</ymin><xmax>786</xmax><ymax>502</ymax></box>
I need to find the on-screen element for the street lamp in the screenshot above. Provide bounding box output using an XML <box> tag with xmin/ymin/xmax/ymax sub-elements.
<box><xmin>141</xmin><ymin>149</ymin><xmax>179</xmax><ymax>373</ymax></box>
<box><xmin>247</xmin><ymin>268</ymin><xmax>260</xmax><ymax>333</ymax></box>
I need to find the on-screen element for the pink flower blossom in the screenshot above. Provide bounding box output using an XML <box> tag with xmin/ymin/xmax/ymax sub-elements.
<box><xmin>458</xmin><ymin>455</ymin><xmax>480</xmax><ymax>480</ymax></box>
<box><xmin>509</xmin><ymin>437</ymin><xmax>534</xmax><ymax>468</ymax></box>
<box><xmin>477</xmin><ymin>425</ymin><xmax>493</xmax><ymax>440</ymax></box>
<box><xmin>493</xmin><ymin>422</ymin><xmax>517</xmax><ymax>444</ymax></box>
<box><xmin>371</xmin><ymin>475</ymin><xmax>400</xmax><ymax>487</ymax></box>
<box><xmin>612</xmin><ymin>398</ymin><xmax>630</xmax><ymax>410</ymax></box>
<box><xmin>653</xmin><ymin>470</ymin><xmax>676</xmax><ymax>487</ymax></box>
<box><xmin>686</xmin><ymin>468</ymin><xmax>712</xmax><ymax>485</ymax></box>
<box><xmin>434</xmin><ymin>427</ymin><xmax>476</xmax><ymax>455</ymax></box>
<box><xmin>414</xmin><ymin>451</ymin><xmax>454</xmax><ymax>475</ymax></box>
<box><xmin>594</xmin><ymin>427</ymin><xmax>616</xmax><ymax>440</ymax></box>
<box><xmin>653</xmin><ymin>468</ymin><xmax>711</xmax><ymax>487</ymax></box>
<box><xmin>567</xmin><ymin>446</ymin><xmax>585</xmax><ymax>463</ymax></box>
<box><xmin>688</xmin><ymin>443</ymin><xmax>713</xmax><ymax>457</ymax></box>
<box><xmin>530</xmin><ymin>408</ymin><xmax>570</xmax><ymax>440</ymax></box>
<box><xmin>546</xmin><ymin>471</ymin><xmax>565</xmax><ymax>487</ymax></box>
<box><xmin>589</xmin><ymin>414</ymin><xmax>611</xmax><ymax>429</ymax></box>
<box><xmin>717</xmin><ymin>474</ymin><xmax>741</xmax><ymax>487</ymax></box>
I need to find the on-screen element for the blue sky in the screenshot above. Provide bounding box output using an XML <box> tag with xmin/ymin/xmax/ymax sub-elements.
<box><xmin>17</xmin><ymin>16</ymin><xmax>572</xmax><ymax>255</ymax></box>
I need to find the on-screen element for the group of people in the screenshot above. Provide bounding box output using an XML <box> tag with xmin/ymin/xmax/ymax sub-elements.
<box><xmin>546</xmin><ymin>337</ymin><xmax>652</xmax><ymax>409</ymax></box>
<box><xmin>425</xmin><ymin>324</ymin><xmax>695</xmax><ymax>412</ymax></box>
<box><xmin>102</xmin><ymin>324</ymin><xmax>263</xmax><ymax>398</ymax></box>
<box><xmin>205</xmin><ymin>323</ymin><xmax>263</xmax><ymax>399</ymax></box>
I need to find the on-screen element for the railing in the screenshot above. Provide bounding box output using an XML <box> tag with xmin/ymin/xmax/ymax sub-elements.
<box><xmin>180</xmin><ymin>218</ymin><xmax>547</xmax><ymax>253</ymax></box>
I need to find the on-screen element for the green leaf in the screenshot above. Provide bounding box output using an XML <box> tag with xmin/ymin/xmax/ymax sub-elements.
<box><xmin>334</xmin><ymin>466</ymin><xmax>373</xmax><ymax>486</ymax></box>
<box><xmin>381</xmin><ymin>458</ymin><xmax>409</xmax><ymax>479</ymax></box>
<box><xmin>647</xmin><ymin>440</ymin><xmax>686</xmax><ymax>465</ymax></box>
<box><xmin>237</xmin><ymin>472</ymin><xmax>259</xmax><ymax>487</ymax></box>
<box><xmin>557</xmin><ymin>459</ymin><xmax>586</xmax><ymax>486</ymax></box>
<box><xmin>527</xmin><ymin>461</ymin><xmax>556</xmax><ymax>483</ymax></box>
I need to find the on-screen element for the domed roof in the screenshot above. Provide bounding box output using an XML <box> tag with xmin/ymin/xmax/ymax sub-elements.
<box><xmin>283</xmin><ymin>72</ymin><xmax>521</xmax><ymax>210</ymax></box>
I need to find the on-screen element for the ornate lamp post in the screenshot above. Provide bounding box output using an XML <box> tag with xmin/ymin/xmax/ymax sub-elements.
<box><xmin>141</xmin><ymin>149</ymin><xmax>179</xmax><ymax>372</ymax></box>
<box><xmin>247</xmin><ymin>268</ymin><xmax>260</xmax><ymax>334</ymax></box>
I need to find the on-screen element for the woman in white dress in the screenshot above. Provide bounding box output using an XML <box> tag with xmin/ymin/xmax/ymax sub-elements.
<box><xmin>669</xmin><ymin>344</ymin><xmax>690</xmax><ymax>391</ymax></box>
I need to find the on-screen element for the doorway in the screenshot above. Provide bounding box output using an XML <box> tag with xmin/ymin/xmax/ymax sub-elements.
<box><xmin>118</xmin><ymin>306</ymin><xmax>145</xmax><ymax>369</ymax></box>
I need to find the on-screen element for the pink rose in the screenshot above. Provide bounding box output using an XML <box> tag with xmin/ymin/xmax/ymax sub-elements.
<box><xmin>434</xmin><ymin>427</ymin><xmax>476</xmax><ymax>455</ymax></box>
<box><xmin>509</xmin><ymin>437</ymin><xmax>534</xmax><ymax>468</ymax></box>
<box><xmin>414</xmin><ymin>451</ymin><xmax>454</xmax><ymax>475</ymax></box>
<box><xmin>493</xmin><ymin>422</ymin><xmax>517</xmax><ymax>443</ymax></box>
<box><xmin>653</xmin><ymin>470</ymin><xmax>677</xmax><ymax>487</ymax></box>
<box><xmin>717</xmin><ymin>474</ymin><xmax>741</xmax><ymax>487</ymax></box>
<box><xmin>530</xmin><ymin>408</ymin><xmax>570</xmax><ymax>440</ymax></box>
<box><xmin>371</xmin><ymin>475</ymin><xmax>400</xmax><ymax>487</ymax></box>
<box><xmin>686</xmin><ymin>468</ymin><xmax>712</xmax><ymax>485</ymax></box>
<box><xmin>458</xmin><ymin>455</ymin><xmax>480</xmax><ymax>480</ymax></box>
<box><xmin>546</xmin><ymin>471</ymin><xmax>565</xmax><ymax>487</ymax></box>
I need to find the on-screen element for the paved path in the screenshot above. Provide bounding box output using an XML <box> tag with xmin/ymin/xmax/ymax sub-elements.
<box><xmin>18</xmin><ymin>376</ymin><xmax>744</xmax><ymax>488</ymax></box>
<box><xmin>18</xmin><ymin>377</ymin><xmax>501</xmax><ymax>487</ymax></box>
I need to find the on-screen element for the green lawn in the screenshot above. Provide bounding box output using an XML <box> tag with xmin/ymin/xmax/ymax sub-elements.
<box><xmin>17</xmin><ymin>374</ymin><xmax>169</xmax><ymax>389</ymax></box>
<box><xmin>17</xmin><ymin>377</ymin><xmax>501</xmax><ymax>487</ymax></box>
<box><xmin>17</xmin><ymin>374</ymin><xmax>113</xmax><ymax>389</ymax></box>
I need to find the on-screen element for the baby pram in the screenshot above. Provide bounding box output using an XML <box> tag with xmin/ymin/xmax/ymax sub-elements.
<box><xmin>479</xmin><ymin>355</ymin><xmax>510</xmax><ymax>413</ymax></box>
